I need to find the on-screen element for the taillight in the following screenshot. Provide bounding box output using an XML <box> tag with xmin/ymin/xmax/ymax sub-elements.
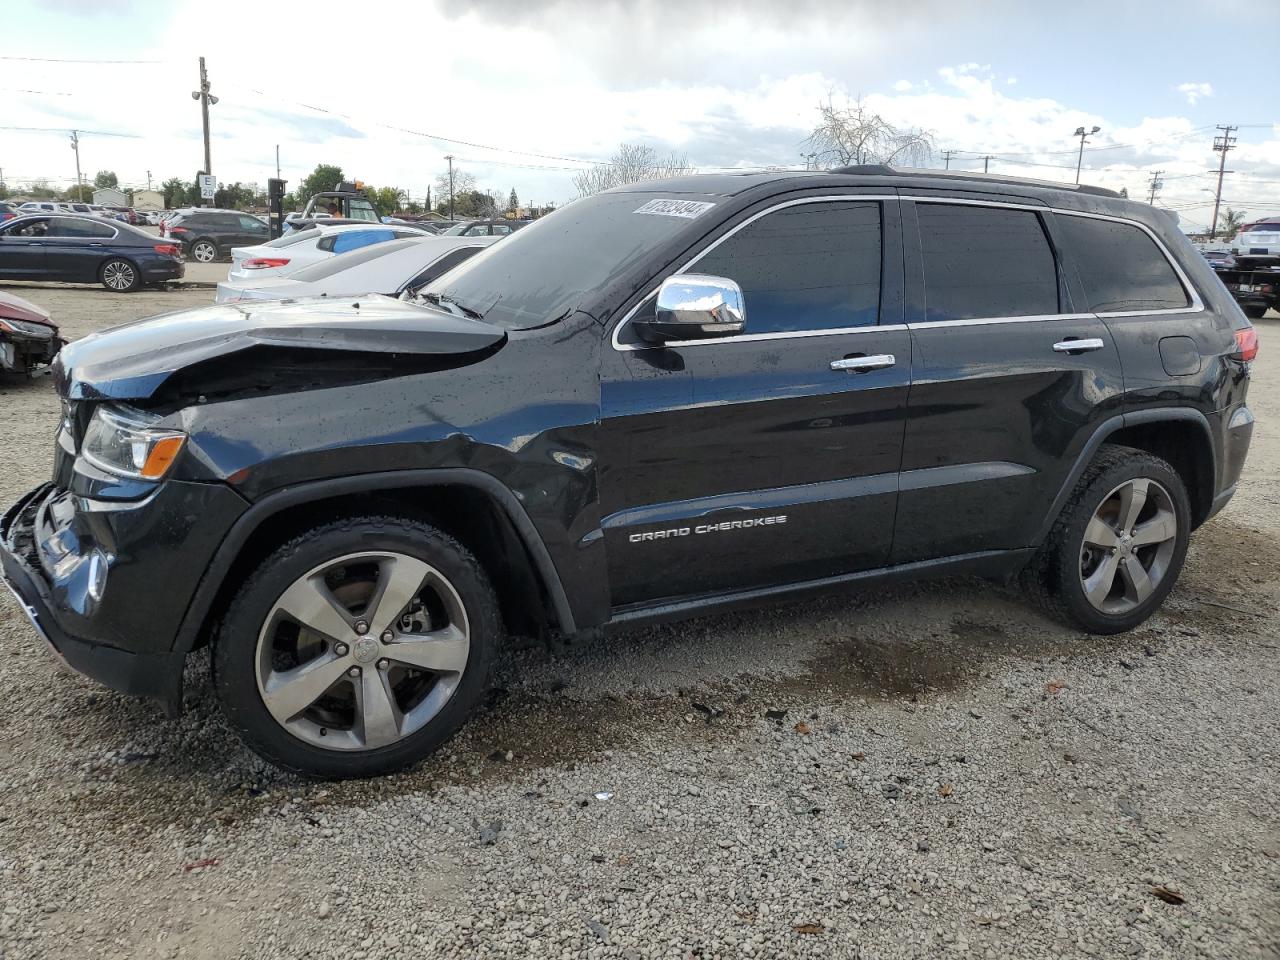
<box><xmin>153</xmin><ymin>244</ymin><xmax>180</xmax><ymax>257</ymax></box>
<box><xmin>1233</xmin><ymin>327</ymin><xmax>1258</xmax><ymax>362</ymax></box>
<box><xmin>243</xmin><ymin>257</ymin><xmax>290</xmax><ymax>269</ymax></box>
<box><xmin>169</xmin><ymin>226</ymin><xmax>188</xmax><ymax>234</ymax></box>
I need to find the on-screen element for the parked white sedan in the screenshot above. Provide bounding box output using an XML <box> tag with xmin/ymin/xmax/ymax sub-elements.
<box><xmin>215</xmin><ymin>234</ymin><xmax>499</xmax><ymax>304</ymax></box>
<box><xmin>225</xmin><ymin>222</ymin><xmax>433</xmax><ymax>283</ymax></box>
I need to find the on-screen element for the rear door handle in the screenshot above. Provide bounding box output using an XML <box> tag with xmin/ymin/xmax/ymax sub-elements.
<box><xmin>831</xmin><ymin>354</ymin><xmax>896</xmax><ymax>372</ymax></box>
<box><xmin>1053</xmin><ymin>338</ymin><xmax>1105</xmax><ymax>354</ymax></box>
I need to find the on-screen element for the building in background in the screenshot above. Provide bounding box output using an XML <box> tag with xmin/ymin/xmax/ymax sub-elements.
<box><xmin>132</xmin><ymin>189</ymin><xmax>164</xmax><ymax>211</ymax></box>
<box><xmin>92</xmin><ymin>186</ymin><xmax>127</xmax><ymax>207</ymax></box>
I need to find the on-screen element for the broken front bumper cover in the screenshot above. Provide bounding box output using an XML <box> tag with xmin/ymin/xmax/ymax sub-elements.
<box><xmin>0</xmin><ymin>483</ymin><xmax>185</xmax><ymax>715</ymax></box>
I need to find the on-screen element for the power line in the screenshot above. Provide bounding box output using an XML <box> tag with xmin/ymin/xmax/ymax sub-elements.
<box><xmin>0</xmin><ymin>125</ymin><xmax>141</xmax><ymax>138</ymax></box>
<box><xmin>0</xmin><ymin>55</ymin><xmax>163</xmax><ymax>64</ymax></box>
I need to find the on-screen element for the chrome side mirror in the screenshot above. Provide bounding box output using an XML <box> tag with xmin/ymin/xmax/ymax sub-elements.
<box><xmin>636</xmin><ymin>274</ymin><xmax>745</xmax><ymax>343</ymax></box>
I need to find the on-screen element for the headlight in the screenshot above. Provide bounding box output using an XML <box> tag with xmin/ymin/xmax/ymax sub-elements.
<box><xmin>81</xmin><ymin>405</ymin><xmax>187</xmax><ymax>480</ymax></box>
<box><xmin>0</xmin><ymin>317</ymin><xmax>55</xmax><ymax>339</ymax></box>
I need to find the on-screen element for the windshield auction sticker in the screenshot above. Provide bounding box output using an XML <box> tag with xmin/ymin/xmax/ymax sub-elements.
<box><xmin>633</xmin><ymin>199</ymin><xmax>716</xmax><ymax>219</ymax></box>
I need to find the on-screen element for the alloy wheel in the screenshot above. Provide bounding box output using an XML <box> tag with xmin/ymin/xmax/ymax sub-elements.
<box><xmin>1078</xmin><ymin>478</ymin><xmax>1178</xmax><ymax>614</ymax></box>
<box><xmin>193</xmin><ymin>241</ymin><xmax>216</xmax><ymax>262</ymax></box>
<box><xmin>102</xmin><ymin>261</ymin><xmax>135</xmax><ymax>290</ymax></box>
<box><xmin>254</xmin><ymin>551</ymin><xmax>471</xmax><ymax>752</ymax></box>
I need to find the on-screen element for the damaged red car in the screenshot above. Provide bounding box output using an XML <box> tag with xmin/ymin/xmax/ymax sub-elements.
<box><xmin>0</xmin><ymin>290</ymin><xmax>63</xmax><ymax>374</ymax></box>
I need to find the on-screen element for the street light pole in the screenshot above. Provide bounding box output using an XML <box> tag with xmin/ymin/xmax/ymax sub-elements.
<box><xmin>69</xmin><ymin>130</ymin><xmax>84</xmax><ymax>201</ymax></box>
<box><xmin>1073</xmin><ymin>125</ymin><xmax>1100</xmax><ymax>184</ymax></box>
<box><xmin>191</xmin><ymin>56</ymin><xmax>218</xmax><ymax>206</ymax></box>
<box><xmin>445</xmin><ymin>154</ymin><xmax>455</xmax><ymax>220</ymax></box>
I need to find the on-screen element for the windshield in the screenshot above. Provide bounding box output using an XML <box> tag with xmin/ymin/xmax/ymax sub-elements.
<box><xmin>287</xmin><ymin>237</ymin><xmax>418</xmax><ymax>282</ymax></box>
<box><xmin>266</xmin><ymin>227</ymin><xmax>322</xmax><ymax>249</ymax></box>
<box><xmin>421</xmin><ymin>192</ymin><xmax>715</xmax><ymax>329</ymax></box>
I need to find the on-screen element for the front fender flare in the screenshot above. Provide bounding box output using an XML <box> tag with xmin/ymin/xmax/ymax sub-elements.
<box><xmin>171</xmin><ymin>468</ymin><xmax>576</xmax><ymax>654</ymax></box>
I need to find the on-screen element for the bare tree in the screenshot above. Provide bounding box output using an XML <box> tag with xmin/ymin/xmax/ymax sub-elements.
<box><xmin>434</xmin><ymin>168</ymin><xmax>477</xmax><ymax>207</ymax></box>
<box><xmin>803</xmin><ymin>96</ymin><xmax>935</xmax><ymax>169</ymax></box>
<box><xmin>573</xmin><ymin>144</ymin><xmax>694</xmax><ymax>197</ymax></box>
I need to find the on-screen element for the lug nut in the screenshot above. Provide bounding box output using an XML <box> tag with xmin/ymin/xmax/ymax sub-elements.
<box><xmin>348</xmin><ymin>666</ymin><xmax>361</xmax><ymax>677</ymax></box>
<box><xmin>354</xmin><ymin>620</ymin><xmax>369</xmax><ymax>635</ymax></box>
<box><xmin>381</xmin><ymin>630</ymin><xmax>394</xmax><ymax>642</ymax></box>
<box><xmin>334</xmin><ymin>643</ymin><xmax>348</xmax><ymax>656</ymax></box>
<box><xmin>377</xmin><ymin>658</ymin><xmax>390</xmax><ymax>670</ymax></box>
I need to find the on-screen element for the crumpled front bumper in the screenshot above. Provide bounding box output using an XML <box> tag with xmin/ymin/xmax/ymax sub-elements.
<box><xmin>1</xmin><ymin>479</ymin><xmax>247</xmax><ymax>716</ymax></box>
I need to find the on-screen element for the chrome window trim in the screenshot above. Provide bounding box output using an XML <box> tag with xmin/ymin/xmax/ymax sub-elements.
<box><xmin>609</xmin><ymin>193</ymin><xmax>1203</xmax><ymax>352</ymax></box>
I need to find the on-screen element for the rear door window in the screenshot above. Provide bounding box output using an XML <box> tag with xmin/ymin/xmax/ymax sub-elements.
<box><xmin>915</xmin><ymin>204</ymin><xmax>1059</xmax><ymax>321</ymax></box>
<box><xmin>691</xmin><ymin>200</ymin><xmax>883</xmax><ymax>333</ymax></box>
<box><xmin>1056</xmin><ymin>215</ymin><xmax>1190</xmax><ymax>312</ymax></box>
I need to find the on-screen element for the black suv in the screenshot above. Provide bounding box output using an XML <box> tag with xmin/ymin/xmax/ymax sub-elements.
<box><xmin>1</xmin><ymin>168</ymin><xmax>1257</xmax><ymax>778</ymax></box>
<box><xmin>166</xmin><ymin>209</ymin><xmax>270</xmax><ymax>262</ymax></box>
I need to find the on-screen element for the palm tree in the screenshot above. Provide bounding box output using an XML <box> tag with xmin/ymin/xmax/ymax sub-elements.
<box><xmin>1218</xmin><ymin>207</ymin><xmax>1245</xmax><ymax>241</ymax></box>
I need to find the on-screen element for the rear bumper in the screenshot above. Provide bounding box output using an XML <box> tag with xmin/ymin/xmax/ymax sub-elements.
<box><xmin>139</xmin><ymin>257</ymin><xmax>185</xmax><ymax>282</ymax></box>
<box><xmin>1210</xmin><ymin>404</ymin><xmax>1255</xmax><ymax>520</ymax></box>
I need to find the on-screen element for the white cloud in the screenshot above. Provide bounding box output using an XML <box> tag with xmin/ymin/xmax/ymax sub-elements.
<box><xmin>1175</xmin><ymin>82</ymin><xmax>1213</xmax><ymax>105</ymax></box>
<box><xmin>893</xmin><ymin>80</ymin><xmax>914</xmax><ymax>92</ymax></box>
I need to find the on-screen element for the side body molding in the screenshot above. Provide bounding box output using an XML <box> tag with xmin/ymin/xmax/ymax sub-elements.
<box><xmin>172</xmin><ymin>468</ymin><xmax>577</xmax><ymax>653</ymax></box>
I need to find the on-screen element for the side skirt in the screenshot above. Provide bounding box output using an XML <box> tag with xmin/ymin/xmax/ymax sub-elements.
<box><xmin>605</xmin><ymin>548</ymin><xmax>1037</xmax><ymax>629</ymax></box>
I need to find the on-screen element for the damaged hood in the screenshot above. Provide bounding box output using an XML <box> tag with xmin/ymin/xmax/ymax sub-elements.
<box><xmin>56</xmin><ymin>295</ymin><xmax>506</xmax><ymax>400</ymax></box>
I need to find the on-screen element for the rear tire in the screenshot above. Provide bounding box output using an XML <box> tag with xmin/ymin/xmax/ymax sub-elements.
<box><xmin>1242</xmin><ymin>305</ymin><xmax>1268</xmax><ymax>320</ymax></box>
<box><xmin>191</xmin><ymin>239</ymin><xmax>218</xmax><ymax>263</ymax></box>
<box><xmin>99</xmin><ymin>258</ymin><xmax>140</xmax><ymax>292</ymax></box>
<box><xmin>213</xmin><ymin>516</ymin><xmax>501</xmax><ymax>778</ymax></box>
<box><xmin>1023</xmin><ymin>444</ymin><xmax>1190</xmax><ymax>634</ymax></box>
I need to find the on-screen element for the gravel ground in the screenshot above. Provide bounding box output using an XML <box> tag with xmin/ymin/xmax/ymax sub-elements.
<box><xmin>1</xmin><ymin>284</ymin><xmax>1278</xmax><ymax>960</ymax></box>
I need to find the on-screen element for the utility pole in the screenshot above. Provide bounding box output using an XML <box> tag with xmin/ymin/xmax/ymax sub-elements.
<box><xmin>445</xmin><ymin>154</ymin><xmax>455</xmax><ymax>220</ymax></box>
<box><xmin>275</xmin><ymin>145</ymin><xmax>280</xmax><ymax>180</ymax></box>
<box><xmin>146</xmin><ymin>170</ymin><xmax>152</xmax><ymax>191</ymax></box>
<box><xmin>191</xmin><ymin>56</ymin><xmax>218</xmax><ymax>205</ymax></box>
<box><xmin>69</xmin><ymin>130</ymin><xmax>84</xmax><ymax>201</ymax></box>
<box><xmin>1146</xmin><ymin>170</ymin><xmax>1164</xmax><ymax>206</ymax></box>
<box><xmin>979</xmin><ymin>155</ymin><xmax>994</xmax><ymax>174</ymax></box>
<box><xmin>1209</xmin><ymin>125</ymin><xmax>1237</xmax><ymax>240</ymax></box>
<box><xmin>941</xmin><ymin>149</ymin><xmax>956</xmax><ymax>170</ymax></box>
<box><xmin>1073</xmin><ymin>125</ymin><xmax>1101</xmax><ymax>184</ymax></box>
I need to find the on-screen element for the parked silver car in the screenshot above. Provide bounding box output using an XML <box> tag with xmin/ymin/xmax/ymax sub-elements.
<box><xmin>214</xmin><ymin>234</ymin><xmax>499</xmax><ymax>304</ymax></box>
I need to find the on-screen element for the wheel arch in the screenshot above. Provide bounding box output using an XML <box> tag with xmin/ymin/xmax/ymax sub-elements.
<box><xmin>173</xmin><ymin>469</ymin><xmax>576</xmax><ymax>656</ymax></box>
<box><xmin>1036</xmin><ymin>408</ymin><xmax>1217</xmax><ymax>545</ymax></box>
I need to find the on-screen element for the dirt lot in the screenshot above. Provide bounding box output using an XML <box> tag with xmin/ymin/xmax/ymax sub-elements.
<box><xmin>1</xmin><ymin>283</ymin><xmax>1277</xmax><ymax>960</ymax></box>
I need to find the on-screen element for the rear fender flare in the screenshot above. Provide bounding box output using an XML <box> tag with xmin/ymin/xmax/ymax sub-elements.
<box><xmin>1034</xmin><ymin>407</ymin><xmax>1216</xmax><ymax>545</ymax></box>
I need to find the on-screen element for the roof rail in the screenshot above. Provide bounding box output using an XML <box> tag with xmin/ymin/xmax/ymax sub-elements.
<box><xmin>827</xmin><ymin>164</ymin><xmax>1122</xmax><ymax>199</ymax></box>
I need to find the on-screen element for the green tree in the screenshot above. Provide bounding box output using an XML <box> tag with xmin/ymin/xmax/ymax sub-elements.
<box><xmin>26</xmin><ymin>180</ymin><xmax>57</xmax><ymax>199</ymax></box>
<box><xmin>63</xmin><ymin>183</ymin><xmax>92</xmax><ymax>202</ymax></box>
<box><xmin>160</xmin><ymin>177</ymin><xmax>187</xmax><ymax>209</ymax></box>
<box><xmin>93</xmin><ymin>170</ymin><xmax>119</xmax><ymax>189</ymax></box>
<box><xmin>508</xmin><ymin>188</ymin><xmax>518</xmax><ymax>212</ymax></box>
<box><xmin>1218</xmin><ymin>207</ymin><xmax>1245</xmax><ymax>241</ymax></box>
<box><xmin>295</xmin><ymin>164</ymin><xmax>345</xmax><ymax>208</ymax></box>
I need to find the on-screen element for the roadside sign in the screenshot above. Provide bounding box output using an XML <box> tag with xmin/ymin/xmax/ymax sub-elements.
<box><xmin>198</xmin><ymin>174</ymin><xmax>216</xmax><ymax>200</ymax></box>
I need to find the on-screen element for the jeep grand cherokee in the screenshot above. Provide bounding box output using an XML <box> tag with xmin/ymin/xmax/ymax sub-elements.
<box><xmin>1</xmin><ymin>167</ymin><xmax>1256</xmax><ymax>777</ymax></box>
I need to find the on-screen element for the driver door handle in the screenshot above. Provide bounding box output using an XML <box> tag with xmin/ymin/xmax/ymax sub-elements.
<box><xmin>831</xmin><ymin>354</ymin><xmax>896</xmax><ymax>372</ymax></box>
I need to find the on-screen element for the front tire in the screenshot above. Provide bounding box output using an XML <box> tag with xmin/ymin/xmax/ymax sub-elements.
<box><xmin>213</xmin><ymin>516</ymin><xmax>501</xmax><ymax>778</ymax></box>
<box><xmin>99</xmin><ymin>258</ymin><xmax>140</xmax><ymax>292</ymax></box>
<box><xmin>1024</xmin><ymin>444</ymin><xmax>1190</xmax><ymax>634</ymax></box>
<box><xmin>191</xmin><ymin>239</ymin><xmax>218</xmax><ymax>263</ymax></box>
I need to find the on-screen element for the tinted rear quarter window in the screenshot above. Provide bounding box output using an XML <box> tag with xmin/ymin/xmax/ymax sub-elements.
<box><xmin>1057</xmin><ymin>216</ymin><xmax>1189</xmax><ymax>312</ymax></box>
<box><xmin>404</xmin><ymin>246</ymin><xmax>483</xmax><ymax>291</ymax></box>
<box><xmin>693</xmin><ymin>200</ymin><xmax>882</xmax><ymax>333</ymax></box>
<box><xmin>916</xmin><ymin>204</ymin><xmax>1059</xmax><ymax>321</ymax></box>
